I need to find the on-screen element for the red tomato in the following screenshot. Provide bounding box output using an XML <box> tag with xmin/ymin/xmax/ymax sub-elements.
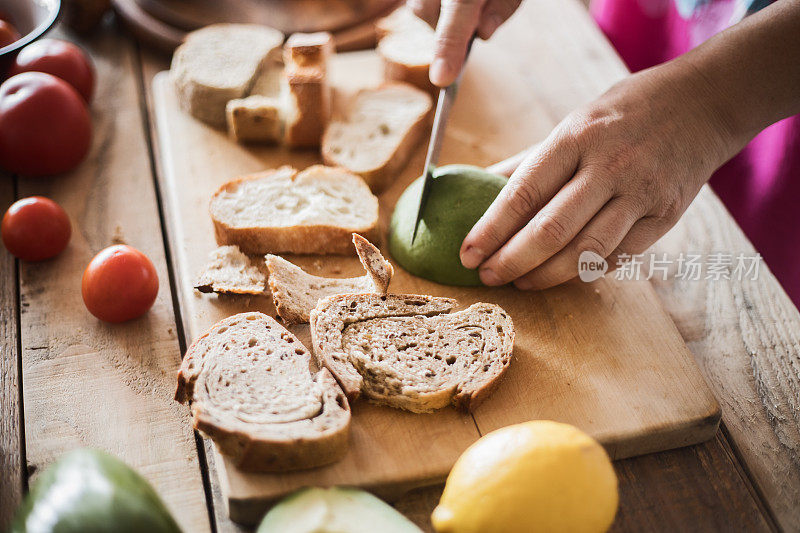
<box><xmin>1</xmin><ymin>196</ymin><xmax>71</xmax><ymax>261</ymax></box>
<box><xmin>9</xmin><ymin>39</ymin><xmax>95</xmax><ymax>102</ymax></box>
<box><xmin>0</xmin><ymin>72</ymin><xmax>91</xmax><ymax>177</ymax></box>
<box><xmin>0</xmin><ymin>20</ymin><xmax>20</xmax><ymax>48</ymax></box>
<box><xmin>82</xmin><ymin>245</ymin><xmax>159</xmax><ymax>323</ymax></box>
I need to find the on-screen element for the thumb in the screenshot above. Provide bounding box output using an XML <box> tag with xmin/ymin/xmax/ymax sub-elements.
<box><xmin>430</xmin><ymin>0</ymin><xmax>485</xmax><ymax>87</ymax></box>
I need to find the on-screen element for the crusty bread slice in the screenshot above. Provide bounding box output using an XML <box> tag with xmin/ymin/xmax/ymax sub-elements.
<box><xmin>194</xmin><ymin>245</ymin><xmax>266</xmax><ymax>295</ymax></box>
<box><xmin>176</xmin><ymin>312</ymin><xmax>351</xmax><ymax>471</ymax></box>
<box><xmin>171</xmin><ymin>24</ymin><xmax>284</xmax><ymax>128</ymax></box>
<box><xmin>283</xmin><ymin>32</ymin><xmax>333</xmax><ymax>148</ymax></box>
<box><xmin>266</xmin><ymin>234</ymin><xmax>394</xmax><ymax>324</ymax></box>
<box><xmin>226</xmin><ymin>64</ymin><xmax>286</xmax><ymax>144</ymax></box>
<box><xmin>321</xmin><ymin>83</ymin><xmax>432</xmax><ymax>193</ymax></box>
<box><xmin>376</xmin><ymin>7</ymin><xmax>435</xmax><ymax>95</ymax></box>
<box><xmin>310</xmin><ymin>294</ymin><xmax>515</xmax><ymax>413</ymax></box>
<box><xmin>210</xmin><ymin>165</ymin><xmax>379</xmax><ymax>255</ymax></box>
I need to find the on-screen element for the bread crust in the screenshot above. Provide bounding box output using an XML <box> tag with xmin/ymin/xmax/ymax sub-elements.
<box><xmin>210</xmin><ymin>166</ymin><xmax>379</xmax><ymax>255</ymax></box>
<box><xmin>381</xmin><ymin>56</ymin><xmax>435</xmax><ymax>97</ymax></box>
<box><xmin>284</xmin><ymin>67</ymin><xmax>331</xmax><ymax>148</ymax></box>
<box><xmin>175</xmin><ymin>312</ymin><xmax>351</xmax><ymax>472</ymax></box>
<box><xmin>284</xmin><ymin>31</ymin><xmax>334</xmax><ymax>70</ymax></box>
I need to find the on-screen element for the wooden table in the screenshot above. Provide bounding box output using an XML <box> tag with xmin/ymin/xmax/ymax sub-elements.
<box><xmin>1</xmin><ymin>1</ymin><xmax>798</xmax><ymax>531</ymax></box>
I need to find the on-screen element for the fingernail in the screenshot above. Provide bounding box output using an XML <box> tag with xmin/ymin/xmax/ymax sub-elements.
<box><xmin>460</xmin><ymin>245</ymin><xmax>485</xmax><ymax>269</ymax></box>
<box><xmin>429</xmin><ymin>58</ymin><xmax>449</xmax><ymax>86</ymax></box>
<box><xmin>479</xmin><ymin>267</ymin><xmax>502</xmax><ymax>286</ymax></box>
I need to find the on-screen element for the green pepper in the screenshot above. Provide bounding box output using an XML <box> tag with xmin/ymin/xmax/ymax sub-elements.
<box><xmin>11</xmin><ymin>448</ymin><xmax>181</xmax><ymax>533</ymax></box>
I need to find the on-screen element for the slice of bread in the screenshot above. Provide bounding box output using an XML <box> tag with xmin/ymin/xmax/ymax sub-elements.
<box><xmin>322</xmin><ymin>83</ymin><xmax>432</xmax><ymax>193</ymax></box>
<box><xmin>283</xmin><ymin>32</ymin><xmax>333</xmax><ymax>148</ymax></box>
<box><xmin>171</xmin><ymin>24</ymin><xmax>284</xmax><ymax>128</ymax></box>
<box><xmin>266</xmin><ymin>234</ymin><xmax>394</xmax><ymax>324</ymax></box>
<box><xmin>175</xmin><ymin>312</ymin><xmax>351</xmax><ymax>471</ymax></box>
<box><xmin>226</xmin><ymin>64</ymin><xmax>286</xmax><ymax>144</ymax></box>
<box><xmin>376</xmin><ymin>7</ymin><xmax>435</xmax><ymax>95</ymax></box>
<box><xmin>310</xmin><ymin>294</ymin><xmax>515</xmax><ymax>413</ymax></box>
<box><xmin>210</xmin><ymin>165</ymin><xmax>379</xmax><ymax>255</ymax></box>
<box><xmin>194</xmin><ymin>245</ymin><xmax>266</xmax><ymax>295</ymax></box>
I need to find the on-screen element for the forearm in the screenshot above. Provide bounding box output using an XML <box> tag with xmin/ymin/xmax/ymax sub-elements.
<box><xmin>675</xmin><ymin>0</ymin><xmax>800</xmax><ymax>148</ymax></box>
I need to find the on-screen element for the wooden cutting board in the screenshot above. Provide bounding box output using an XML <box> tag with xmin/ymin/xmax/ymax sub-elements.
<box><xmin>151</xmin><ymin>47</ymin><xmax>720</xmax><ymax>525</ymax></box>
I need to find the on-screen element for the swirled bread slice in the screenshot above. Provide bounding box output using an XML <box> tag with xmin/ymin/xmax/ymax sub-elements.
<box><xmin>267</xmin><ymin>234</ymin><xmax>394</xmax><ymax>324</ymax></box>
<box><xmin>175</xmin><ymin>312</ymin><xmax>351</xmax><ymax>471</ymax></box>
<box><xmin>210</xmin><ymin>165</ymin><xmax>379</xmax><ymax>255</ymax></box>
<box><xmin>310</xmin><ymin>294</ymin><xmax>515</xmax><ymax>413</ymax></box>
<box><xmin>194</xmin><ymin>245</ymin><xmax>266</xmax><ymax>295</ymax></box>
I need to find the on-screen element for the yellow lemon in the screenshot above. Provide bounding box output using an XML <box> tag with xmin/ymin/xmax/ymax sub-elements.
<box><xmin>431</xmin><ymin>420</ymin><xmax>618</xmax><ymax>533</ymax></box>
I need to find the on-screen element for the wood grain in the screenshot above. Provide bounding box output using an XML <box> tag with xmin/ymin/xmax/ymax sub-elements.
<box><xmin>150</xmin><ymin>39</ymin><xmax>718</xmax><ymax>525</ymax></box>
<box><xmin>14</xmin><ymin>27</ymin><xmax>211</xmax><ymax>532</ymax></box>
<box><xmin>652</xmin><ymin>187</ymin><xmax>800</xmax><ymax>530</ymax></box>
<box><xmin>0</xmin><ymin>178</ymin><xmax>23</xmax><ymax>530</ymax></box>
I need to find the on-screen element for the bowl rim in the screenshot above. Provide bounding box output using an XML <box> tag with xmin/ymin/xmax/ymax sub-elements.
<box><xmin>0</xmin><ymin>0</ymin><xmax>62</xmax><ymax>57</ymax></box>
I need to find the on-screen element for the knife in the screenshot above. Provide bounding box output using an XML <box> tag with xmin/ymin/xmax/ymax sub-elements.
<box><xmin>410</xmin><ymin>38</ymin><xmax>475</xmax><ymax>244</ymax></box>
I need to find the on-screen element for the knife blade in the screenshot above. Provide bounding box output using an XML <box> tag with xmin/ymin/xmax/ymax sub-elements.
<box><xmin>410</xmin><ymin>38</ymin><xmax>475</xmax><ymax>244</ymax></box>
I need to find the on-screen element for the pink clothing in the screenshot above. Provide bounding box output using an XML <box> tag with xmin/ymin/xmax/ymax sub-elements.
<box><xmin>591</xmin><ymin>0</ymin><xmax>800</xmax><ymax>306</ymax></box>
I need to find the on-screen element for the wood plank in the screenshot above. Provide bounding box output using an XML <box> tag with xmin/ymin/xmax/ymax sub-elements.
<box><xmin>0</xmin><ymin>178</ymin><xmax>24</xmax><ymax>530</ymax></box>
<box><xmin>149</xmin><ymin>30</ymin><xmax>718</xmax><ymax>524</ymax></box>
<box><xmin>651</xmin><ymin>188</ymin><xmax>800</xmax><ymax>530</ymax></box>
<box><xmin>15</xmin><ymin>25</ymin><xmax>210</xmax><ymax>532</ymax></box>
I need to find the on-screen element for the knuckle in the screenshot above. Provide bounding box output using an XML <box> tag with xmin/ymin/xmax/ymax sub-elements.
<box><xmin>575</xmin><ymin>232</ymin><xmax>610</xmax><ymax>258</ymax></box>
<box><xmin>653</xmin><ymin>193</ymin><xmax>684</xmax><ymax>223</ymax></box>
<box><xmin>534</xmin><ymin>212</ymin><xmax>572</xmax><ymax>249</ymax></box>
<box><xmin>434</xmin><ymin>32</ymin><xmax>466</xmax><ymax>53</ymax></box>
<box><xmin>503</xmin><ymin>178</ymin><xmax>541</xmax><ymax>219</ymax></box>
<box><xmin>490</xmin><ymin>252</ymin><xmax>527</xmax><ymax>280</ymax></box>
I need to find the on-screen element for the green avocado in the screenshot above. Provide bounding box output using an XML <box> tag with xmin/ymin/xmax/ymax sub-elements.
<box><xmin>257</xmin><ymin>487</ymin><xmax>422</xmax><ymax>533</ymax></box>
<box><xmin>388</xmin><ymin>164</ymin><xmax>507</xmax><ymax>286</ymax></box>
<box><xmin>11</xmin><ymin>448</ymin><xmax>181</xmax><ymax>533</ymax></box>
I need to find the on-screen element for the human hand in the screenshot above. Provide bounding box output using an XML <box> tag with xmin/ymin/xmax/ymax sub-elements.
<box><xmin>407</xmin><ymin>0</ymin><xmax>522</xmax><ymax>86</ymax></box>
<box><xmin>460</xmin><ymin>62</ymin><xmax>744</xmax><ymax>289</ymax></box>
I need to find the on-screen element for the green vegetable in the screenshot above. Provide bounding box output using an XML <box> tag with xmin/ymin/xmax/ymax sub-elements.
<box><xmin>388</xmin><ymin>164</ymin><xmax>507</xmax><ymax>286</ymax></box>
<box><xmin>257</xmin><ymin>487</ymin><xmax>422</xmax><ymax>533</ymax></box>
<box><xmin>11</xmin><ymin>448</ymin><xmax>181</xmax><ymax>533</ymax></box>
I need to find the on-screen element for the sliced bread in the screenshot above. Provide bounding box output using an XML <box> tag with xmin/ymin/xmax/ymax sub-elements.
<box><xmin>210</xmin><ymin>165</ymin><xmax>379</xmax><ymax>255</ymax></box>
<box><xmin>310</xmin><ymin>294</ymin><xmax>515</xmax><ymax>413</ymax></box>
<box><xmin>171</xmin><ymin>24</ymin><xmax>284</xmax><ymax>128</ymax></box>
<box><xmin>175</xmin><ymin>312</ymin><xmax>351</xmax><ymax>471</ymax></box>
<box><xmin>266</xmin><ymin>234</ymin><xmax>394</xmax><ymax>324</ymax></box>
<box><xmin>376</xmin><ymin>7</ymin><xmax>435</xmax><ymax>95</ymax></box>
<box><xmin>283</xmin><ymin>32</ymin><xmax>333</xmax><ymax>148</ymax></box>
<box><xmin>322</xmin><ymin>83</ymin><xmax>432</xmax><ymax>193</ymax></box>
<box><xmin>194</xmin><ymin>245</ymin><xmax>265</xmax><ymax>295</ymax></box>
<box><xmin>225</xmin><ymin>64</ymin><xmax>286</xmax><ymax>144</ymax></box>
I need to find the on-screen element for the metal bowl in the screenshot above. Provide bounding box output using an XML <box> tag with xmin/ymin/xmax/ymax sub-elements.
<box><xmin>0</xmin><ymin>0</ymin><xmax>61</xmax><ymax>58</ymax></box>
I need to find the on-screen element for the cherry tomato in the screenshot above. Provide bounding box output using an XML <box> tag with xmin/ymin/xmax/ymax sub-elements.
<box><xmin>82</xmin><ymin>245</ymin><xmax>159</xmax><ymax>323</ymax></box>
<box><xmin>0</xmin><ymin>72</ymin><xmax>91</xmax><ymax>177</ymax></box>
<box><xmin>9</xmin><ymin>39</ymin><xmax>95</xmax><ymax>102</ymax></box>
<box><xmin>1</xmin><ymin>197</ymin><xmax>71</xmax><ymax>261</ymax></box>
<box><xmin>0</xmin><ymin>20</ymin><xmax>20</xmax><ymax>48</ymax></box>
